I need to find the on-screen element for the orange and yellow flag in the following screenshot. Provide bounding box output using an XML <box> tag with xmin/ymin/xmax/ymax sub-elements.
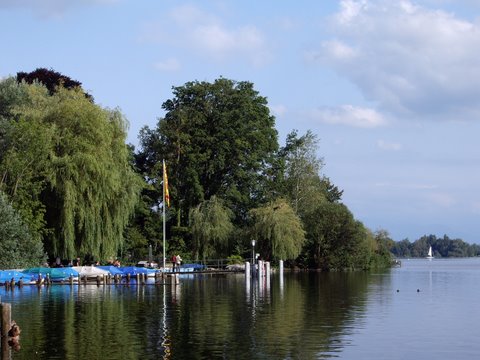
<box><xmin>163</xmin><ymin>160</ymin><xmax>170</xmax><ymax>207</ymax></box>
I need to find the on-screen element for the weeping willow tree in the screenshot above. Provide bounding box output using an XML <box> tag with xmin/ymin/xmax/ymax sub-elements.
<box><xmin>249</xmin><ymin>198</ymin><xmax>305</xmax><ymax>261</ymax></box>
<box><xmin>0</xmin><ymin>76</ymin><xmax>141</xmax><ymax>260</ymax></box>
<box><xmin>189</xmin><ymin>196</ymin><xmax>234</xmax><ymax>261</ymax></box>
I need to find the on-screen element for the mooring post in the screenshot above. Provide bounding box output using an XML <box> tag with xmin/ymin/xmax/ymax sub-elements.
<box><xmin>265</xmin><ymin>261</ymin><xmax>271</xmax><ymax>277</ymax></box>
<box><xmin>1</xmin><ymin>303</ymin><xmax>11</xmax><ymax>338</ymax></box>
<box><xmin>245</xmin><ymin>261</ymin><xmax>250</xmax><ymax>278</ymax></box>
<box><xmin>0</xmin><ymin>302</ymin><xmax>11</xmax><ymax>360</ymax></box>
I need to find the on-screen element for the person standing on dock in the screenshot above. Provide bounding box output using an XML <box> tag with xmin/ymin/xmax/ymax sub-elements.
<box><xmin>172</xmin><ymin>255</ymin><xmax>177</xmax><ymax>273</ymax></box>
<box><xmin>176</xmin><ymin>254</ymin><xmax>182</xmax><ymax>272</ymax></box>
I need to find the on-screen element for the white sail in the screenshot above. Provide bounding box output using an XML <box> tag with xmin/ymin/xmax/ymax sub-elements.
<box><xmin>426</xmin><ymin>246</ymin><xmax>434</xmax><ymax>259</ymax></box>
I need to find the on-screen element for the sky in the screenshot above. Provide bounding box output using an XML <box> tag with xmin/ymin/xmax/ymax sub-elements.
<box><xmin>1</xmin><ymin>0</ymin><xmax>480</xmax><ymax>243</ymax></box>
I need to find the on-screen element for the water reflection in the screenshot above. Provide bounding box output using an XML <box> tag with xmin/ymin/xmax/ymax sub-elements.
<box><xmin>1</xmin><ymin>271</ymin><xmax>391</xmax><ymax>359</ymax></box>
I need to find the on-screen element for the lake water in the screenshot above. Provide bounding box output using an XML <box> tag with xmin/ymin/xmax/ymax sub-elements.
<box><xmin>2</xmin><ymin>258</ymin><xmax>480</xmax><ymax>359</ymax></box>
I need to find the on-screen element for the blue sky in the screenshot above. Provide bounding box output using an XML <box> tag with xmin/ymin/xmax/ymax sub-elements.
<box><xmin>2</xmin><ymin>0</ymin><xmax>480</xmax><ymax>243</ymax></box>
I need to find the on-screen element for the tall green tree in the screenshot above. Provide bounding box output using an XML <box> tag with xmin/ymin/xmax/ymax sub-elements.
<box><xmin>0</xmin><ymin>192</ymin><xmax>45</xmax><ymax>268</ymax></box>
<box><xmin>189</xmin><ymin>196</ymin><xmax>234</xmax><ymax>261</ymax></box>
<box><xmin>0</xmin><ymin>76</ymin><xmax>141</xmax><ymax>260</ymax></box>
<box><xmin>279</xmin><ymin>130</ymin><xmax>343</xmax><ymax>218</ymax></box>
<box><xmin>138</xmin><ymin>78</ymin><xmax>279</xmax><ymax>227</ymax></box>
<box><xmin>304</xmin><ymin>202</ymin><xmax>368</xmax><ymax>270</ymax></box>
<box><xmin>280</xmin><ymin>130</ymin><xmax>325</xmax><ymax>216</ymax></box>
<box><xmin>249</xmin><ymin>198</ymin><xmax>305</xmax><ymax>261</ymax></box>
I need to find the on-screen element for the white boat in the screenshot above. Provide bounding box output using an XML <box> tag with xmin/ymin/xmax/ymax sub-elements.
<box><xmin>426</xmin><ymin>246</ymin><xmax>434</xmax><ymax>260</ymax></box>
<box><xmin>72</xmin><ymin>266</ymin><xmax>110</xmax><ymax>279</ymax></box>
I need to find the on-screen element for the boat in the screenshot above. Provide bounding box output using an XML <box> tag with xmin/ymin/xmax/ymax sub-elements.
<box><xmin>72</xmin><ymin>266</ymin><xmax>110</xmax><ymax>279</ymax></box>
<box><xmin>119</xmin><ymin>266</ymin><xmax>157</xmax><ymax>277</ymax></box>
<box><xmin>97</xmin><ymin>265</ymin><xmax>124</xmax><ymax>276</ymax></box>
<box><xmin>22</xmin><ymin>267</ymin><xmax>79</xmax><ymax>282</ymax></box>
<box><xmin>0</xmin><ymin>270</ymin><xmax>35</xmax><ymax>284</ymax></box>
<box><xmin>426</xmin><ymin>246</ymin><xmax>434</xmax><ymax>260</ymax></box>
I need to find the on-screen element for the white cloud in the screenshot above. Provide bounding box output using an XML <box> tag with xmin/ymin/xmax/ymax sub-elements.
<box><xmin>311</xmin><ymin>104</ymin><xmax>386</xmax><ymax>128</ymax></box>
<box><xmin>321</xmin><ymin>40</ymin><xmax>357</xmax><ymax>61</ymax></box>
<box><xmin>316</xmin><ymin>0</ymin><xmax>480</xmax><ymax>121</ymax></box>
<box><xmin>140</xmin><ymin>5</ymin><xmax>270</xmax><ymax>67</ymax></box>
<box><xmin>377</xmin><ymin>139</ymin><xmax>402</xmax><ymax>151</ymax></box>
<box><xmin>154</xmin><ymin>58</ymin><xmax>181</xmax><ymax>72</ymax></box>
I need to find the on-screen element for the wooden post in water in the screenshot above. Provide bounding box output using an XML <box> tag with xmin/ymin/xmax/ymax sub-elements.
<box><xmin>0</xmin><ymin>303</ymin><xmax>11</xmax><ymax>338</ymax></box>
<box><xmin>0</xmin><ymin>303</ymin><xmax>10</xmax><ymax>360</ymax></box>
<box><xmin>245</xmin><ymin>261</ymin><xmax>250</xmax><ymax>279</ymax></box>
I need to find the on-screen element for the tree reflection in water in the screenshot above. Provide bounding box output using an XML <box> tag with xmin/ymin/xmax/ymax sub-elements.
<box><xmin>0</xmin><ymin>271</ymin><xmax>388</xmax><ymax>359</ymax></box>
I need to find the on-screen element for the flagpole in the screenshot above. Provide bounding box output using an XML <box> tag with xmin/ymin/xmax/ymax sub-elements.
<box><xmin>162</xmin><ymin>159</ymin><xmax>166</xmax><ymax>270</ymax></box>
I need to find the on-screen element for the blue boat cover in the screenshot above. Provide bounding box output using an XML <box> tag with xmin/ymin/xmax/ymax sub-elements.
<box><xmin>97</xmin><ymin>266</ymin><xmax>124</xmax><ymax>276</ymax></box>
<box><xmin>0</xmin><ymin>270</ymin><xmax>34</xmax><ymax>283</ymax></box>
<box><xmin>119</xmin><ymin>266</ymin><xmax>150</xmax><ymax>276</ymax></box>
<box><xmin>22</xmin><ymin>267</ymin><xmax>79</xmax><ymax>280</ymax></box>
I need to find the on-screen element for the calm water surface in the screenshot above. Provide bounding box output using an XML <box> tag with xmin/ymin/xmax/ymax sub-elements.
<box><xmin>2</xmin><ymin>258</ymin><xmax>480</xmax><ymax>359</ymax></box>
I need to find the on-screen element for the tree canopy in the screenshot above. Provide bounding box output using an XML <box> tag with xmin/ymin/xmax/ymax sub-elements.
<box><xmin>0</xmin><ymin>74</ymin><xmax>141</xmax><ymax>260</ymax></box>
<box><xmin>138</xmin><ymin>78</ymin><xmax>279</xmax><ymax>226</ymax></box>
<box><xmin>17</xmin><ymin>67</ymin><xmax>93</xmax><ymax>100</ymax></box>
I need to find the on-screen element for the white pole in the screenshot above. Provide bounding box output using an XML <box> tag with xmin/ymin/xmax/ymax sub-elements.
<box><xmin>162</xmin><ymin>159</ymin><xmax>166</xmax><ymax>271</ymax></box>
<box><xmin>258</xmin><ymin>260</ymin><xmax>264</xmax><ymax>278</ymax></box>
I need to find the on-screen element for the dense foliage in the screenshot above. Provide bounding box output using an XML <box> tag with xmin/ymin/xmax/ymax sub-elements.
<box><xmin>17</xmin><ymin>67</ymin><xmax>93</xmax><ymax>100</ymax></box>
<box><xmin>189</xmin><ymin>195</ymin><xmax>234</xmax><ymax>261</ymax></box>
<box><xmin>137</xmin><ymin>78</ymin><xmax>278</xmax><ymax>224</ymax></box>
<box><xmin>249</xmin><ymin>199</ymin><xmax>305</xmax><ymax>261</ymax></box>
<box><xmin>0</xmin><ymin>192</ymin><xmax>45</xmax><ymax>268</ymax></box>
<box><xmin>0</xmin><ymin>72</ymin><xmax>141</xmax><ymax>262</ymax></box>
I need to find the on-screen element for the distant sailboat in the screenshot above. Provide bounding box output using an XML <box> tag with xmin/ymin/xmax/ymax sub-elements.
<box><xmin>426</xmin><ymin>246</ymin><xmax>434</xmax><ymax>260</ymax></box>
